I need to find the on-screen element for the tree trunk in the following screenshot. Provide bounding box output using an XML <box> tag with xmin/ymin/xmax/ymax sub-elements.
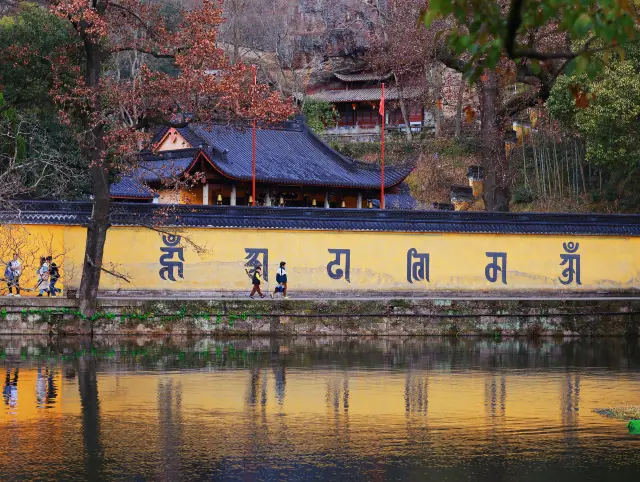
<box><xmin>78</xmin><ymin>159</ymin><xmax>110</xmax><ymax>316</ymax></box>
<box><xmin>429</xmin><ymin>64</ymin><xmax>443</xmax><ymax>138</ymax></box>
<box><xmin>454</xmin><ymin>77</ymin><xmax>464</xmax><ymax>138</ymax></box>
<box><xmin>393</xmin><ymin>72</ymin><xmax>413</xmax><ymax>140</ymax></box>
<box><xmin>78</xmin><ymin>40</ymin><xmax>110</xmax><ymax>317</ymax></box>
<box><xmin>480</xmin><ymin>72</ymin><xmax>510</xmax><ymax>212</ymax></box>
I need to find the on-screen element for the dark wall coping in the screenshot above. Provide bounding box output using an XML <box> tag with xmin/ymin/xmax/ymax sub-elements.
<box><xmin>2</xmin><ymin>201</ymin><xmax>640</xmax><ymax>237</ymax></box>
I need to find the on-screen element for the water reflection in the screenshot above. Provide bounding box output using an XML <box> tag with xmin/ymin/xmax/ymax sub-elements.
<box><xmin>77</xmin><ymin>346</ymin><xmax>104</xmax><ymax>481</ymax></box>
<box><xmin>405</xmin><ymin>372</ymin><xmax>428</xmax><ymax>415</ymax></box>
<box><xmin>485</xmin><ymin>375</ymin><xmax>506</xmax><ymax>418</ymax></box>
<box><xmin>3</xmin><ymin>368</ymin><xmax>18</xmax><ymax>414</ymax></box>
<box><xmin>158</xmin><ymin>377</ymin><xmax>183</xmax><ymax>480</ymax></box>
<box><xmin>0</xmin><ymin>336</ymin><xmax>638</xmax><ymax>481</ymax></box>
<box><xmin>35</xmin><ymin>365</ymin><xmax>57</xmax><ymax>409</ymax></box>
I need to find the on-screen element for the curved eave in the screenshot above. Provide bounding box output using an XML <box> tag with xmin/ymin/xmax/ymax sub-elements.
<box><xmin>200</xmin><ymin>152</ymin><xmax>415</xmax><ymax>190</ymax></box>
<box><xmin>111</xmin><ymin>195</ymin><xmax>154</xmax><ymax>200</ymax></box>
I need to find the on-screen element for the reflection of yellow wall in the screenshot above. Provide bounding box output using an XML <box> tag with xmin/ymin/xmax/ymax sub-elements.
<box><xmin>2</xmin><ymin>224</ymin><xmax>639</xmax><ymax>293</ymax></box>
<box><xmin>1</xmin><ymin>367</ymin><xmax>637</xmax><ymax>464</ymax></box>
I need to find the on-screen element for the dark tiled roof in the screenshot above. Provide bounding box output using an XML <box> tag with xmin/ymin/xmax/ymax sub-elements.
<box><xmin>451</xmin><ymin>186</ymin><xmax>475</xmax><ymax>202</ymax></box>
<box><xmin>306</xmin><ymin>86</ymin><xmax>424</xmax><ymax>103</ymax></box>
<box><xmin>110</xmin><ymin>177</ymin><xmax>154</xmax><ymax>199</ymax></box>
<box><xmin>179</xmin><ymin>123</ymin><xmax>413</xmax><ymax>189</ymax></box>
<box><xmin>147</xmin><ymin>122</ymin><xmax>413</xmax><ymax>190</ymax></box>
<box><xmin>334</xmin><ymin>72</ymin><xmax>392</xmax><ymax>82</ymax></box>
<box><xmin>371</xmin><ymin>184</ymin><xmax>418</xmax><ymax>210</ymax></box>
<box><xmin>5</xmin><ymin>201</ymin><xmax>640</xmax><ymax>237</ymax></box>
<box><xmin>136</xmin><ymin>158</ymin><xmax>195</xmax><ymax>182</ymax></box>
<box><xmin>433</xmin><ymin>202</ymin><xmax>455</xmax><ymax>211</ymax></box>
<box><xmin>111</xmin><ymin>149</ymin><xmax>200</xmax><ymax>198</ymax></box>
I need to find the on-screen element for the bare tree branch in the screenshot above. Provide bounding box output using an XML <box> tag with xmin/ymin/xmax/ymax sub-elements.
<box><xmin>107</xmin><ymin>47</ymin><xmax>175</xmax><ymax>59</ymax></box>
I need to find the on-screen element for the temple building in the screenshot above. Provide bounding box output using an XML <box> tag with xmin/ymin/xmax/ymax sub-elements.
<box><xmin>110</xmin><ymin>117</ymin><xmax>415</xmax><ymax>208</ymax></box>
<box><xmin>303</xmin><ymin>71</ymin><xmax>429</xmax><ymax>139</ymax></box>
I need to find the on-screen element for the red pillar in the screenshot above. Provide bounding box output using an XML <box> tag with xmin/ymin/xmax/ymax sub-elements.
<box><xmin>252</xmin><ymin>65</ymin><xmax>257</xmax><ymax>206</ymax></box>
<box><xmin>380</xmin><ymin>83</ymin><xmax>385</xmax><ymax>209</ymax></box>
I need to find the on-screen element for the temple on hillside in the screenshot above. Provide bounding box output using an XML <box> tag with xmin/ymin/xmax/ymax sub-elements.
<box><xmin>110</xmin><ymin>117</ymin><xmax>415</xmax><ymax>209</ymax></box>
<box><xmin>304</xmin><ymin>71</ymin><xmax>430</xmax><ymax>139</ymax></box>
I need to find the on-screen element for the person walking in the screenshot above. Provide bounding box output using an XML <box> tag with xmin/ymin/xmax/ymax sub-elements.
<box><xmin>246</xmin><ymin>266</ymin><xmax>266</xmax><ymax>299</ymax></box>
<box><xmin>36</xmin><ymin>257</ymin><xmax>50</xmax><ymax>297</ymax></box>
<box><xmin>46</xmin><ymin>256</ymin><xmax>62</xmax><ymax>297</ymax></box>
<box><xmin>271</xmin><ymin>261</ymin><xmax>289</xmax><ymax>299</ymax></box>
<box><xmin>5</xmin><ymin>253</ymin><xmax>21</xmax><ymax>297</ymax></box>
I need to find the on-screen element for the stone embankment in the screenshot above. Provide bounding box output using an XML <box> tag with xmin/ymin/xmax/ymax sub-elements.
<box><xmin>0</xmin><ymin>296</ymin><xmax>639</xmax><ymax>336</ymax></box>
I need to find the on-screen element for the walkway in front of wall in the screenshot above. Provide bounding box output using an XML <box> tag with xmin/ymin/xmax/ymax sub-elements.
<box><xmin>97</xmin><ymin>294</ymin><xmax>640</xmax><ymax>301</ymax></box>
<box><xmin>3</xmin><ymin>293</ymin><xmax>640</xmax><ymax>302</ymax></box>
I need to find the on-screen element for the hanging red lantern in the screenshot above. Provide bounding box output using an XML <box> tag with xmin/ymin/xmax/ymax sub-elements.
<box><xmin>352</xmin><ymin>103</ymin><xmax>357</xmax><ymax>111</ymax></box>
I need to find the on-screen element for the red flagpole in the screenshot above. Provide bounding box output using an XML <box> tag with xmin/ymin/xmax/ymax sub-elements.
<box><xmin>252</xmin><ymin>65</ymin><xmax>257</xmax><ymax>207</ymax></box>
<box><xmin>380</xmin><ymin>83</ymin><xmax>385</xmax><ymax>209</ymax></box>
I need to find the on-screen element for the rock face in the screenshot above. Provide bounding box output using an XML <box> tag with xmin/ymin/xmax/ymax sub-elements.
<box><xmin>1</xmin><ymin>297</ymin><xmax>639</xmax><ymax>336</ymax></box>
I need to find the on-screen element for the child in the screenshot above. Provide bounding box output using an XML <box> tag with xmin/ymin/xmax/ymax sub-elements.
<box><xmin>246</xmin><ymin>266</ymin><xmax>266</xmax><ymax>299</ymax></box>
<box><xmin>273</xmin><ymin>261</ymin><xmax>289</xmax><ymax>299</ymax></box>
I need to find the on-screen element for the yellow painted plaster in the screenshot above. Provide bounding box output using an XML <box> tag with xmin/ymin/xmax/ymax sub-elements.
<box><xmin>54</xmin><ymin>225</ymin><xmax>640</xmax><ymax>292</ymax></box>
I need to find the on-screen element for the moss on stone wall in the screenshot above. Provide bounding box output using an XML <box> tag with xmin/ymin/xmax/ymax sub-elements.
<box><xmin>0</xmin><ymin>297</ymin><xmax>639</xmax><ymax>336</ymax></box>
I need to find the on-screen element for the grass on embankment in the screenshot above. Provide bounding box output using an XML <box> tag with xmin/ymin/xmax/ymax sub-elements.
<box><xmin>594</xmin><ymin>406</ymin><xmax>640</xmax><ymax>421</ymax></box>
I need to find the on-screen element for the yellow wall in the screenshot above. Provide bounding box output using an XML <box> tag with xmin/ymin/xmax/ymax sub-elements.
<box><xmin>54</xmin><ymin>225</ymin><xmax>640</xmax><ymax>292</ymax></box>
<box><xmin>2</xmin><ymin>223</ymin><xmax>639</xmax><ymax>293</ymax></box>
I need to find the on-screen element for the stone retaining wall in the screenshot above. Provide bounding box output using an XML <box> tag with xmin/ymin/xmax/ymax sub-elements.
<box><xmin>1</xmin><ymin>297</ymin><xmax>639</xmax><ymax>336</ymax></box>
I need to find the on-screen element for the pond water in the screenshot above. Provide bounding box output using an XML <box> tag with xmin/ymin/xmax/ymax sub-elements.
<box><xmin>0</xmin><ymin>336</ymin><xmax>639</xmax><ymax>481</ymax></box>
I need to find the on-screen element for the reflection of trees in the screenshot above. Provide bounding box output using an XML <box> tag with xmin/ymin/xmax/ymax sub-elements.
<box><xmin>46</xmin><ymin>367</ymin><xmax>57</xmax><ymax>407</ymax></box>
<box><xmin>561</xmin><ymin>373</ymin><xmax>581</xmax><ymax>447</ymax></box>
<box><xmin>326</xmin><ymin>374</ymin><xmax>349</xmax><ymax>414</ymax></box>
<box><xmin>246</xmin><ymin>368</ymin><xmax>269</xmax><ymax>427</ymax></box>
<box><xmin>484</xmin><ymin>375</ymin><xmax>506</xmax><ymax>419</ymax></box>
<box><xmin>325</xmin><ymin>372</ymin><xmax>351</xmax><ymax>450</ymax></box>
<box><xmin>77</xmin><ymin>349</ymin><xmax>103</xmax><ymax>481</ymax></box>
<box><xmin>158</xmin><ymin>378</ymin><xmax>183</xmax><ymax>480</ymax></box>
<box><xmin>3</xmin><ymin>337</ymin><xmax>639</xmax><ymax>374</ymax></box>
<box><xmin>246</xmin><ymin>368</ymin><xmax>262</xmax><ymax>407</ymax></box>
<box><xmin>404</xmin><ymin>373</ymin><xmax>428</xmax><ymax>415</ymax></box>
<box><xmin>273</xmin><ymin>366</ymin><xmax>286</xmax><ymax>407</ymax></box>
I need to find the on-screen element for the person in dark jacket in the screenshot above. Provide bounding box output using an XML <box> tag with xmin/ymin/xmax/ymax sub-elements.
<box><xmin>246</xmin><ymin>266</ymin><xmax>266</xmax><ymax>299</ymax></box>
<box><xmin>46</xmin><ymin>256</ymin><xmax>62</xmax><ymax>297</ymax></box>
<box><xmin>271</xmin><ymin>261</ymin><xmax>289</xmax><ymax>299</ymax></box>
